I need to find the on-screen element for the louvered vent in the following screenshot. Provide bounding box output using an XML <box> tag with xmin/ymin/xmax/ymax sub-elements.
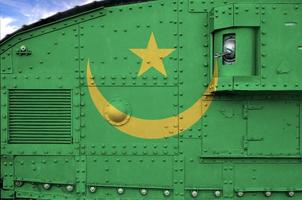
<box><xmin>8</xmin><ymin>89</ymin><xmax>72</xmax><ymax>144</ymax></box>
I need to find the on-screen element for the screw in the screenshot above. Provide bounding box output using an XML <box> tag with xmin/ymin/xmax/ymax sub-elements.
<box><xmin>191</xmin><ymin>190</ymin><xmax>198</xmax><ymax>198</ymax></box>
<box><xmin>214</xmin><ymin>190</ymin><xmax>221</xmax><ymax>197</ymax></box>
<box><xmin>15</xmin><ymin>181</ymin><xmax>23</xmax><ymax>187</ymax></box>
<box><xmin>288</xmin><ymin>191</ymin><xmax>295</xmax><ymax>197</ymax></box>
<box><xmin>140</xmin><ymin>188</ymin><xmax>148</xmax><ymax>196</ymax></box>
<box><xmin>117</xmin><ymin>188</ymin><xmax>124</xmax><ymax>194</ymax></box>
<box><xmin>163</xmin><ymin>190</ymin><xmax>170</xmax><ymax>196</ymax></box>
<box><xmin>89</xmin><ymin>186</ymin><xmax>96</xmax><ymax>193</ymax></box>
<box><xmin>265</xmin><ymin>191</ymin><xmax>272</xmax><ymax>197</ymax></box>
<box><xmin>66</xmin><ymin>185</ymin><xmax>74</xmax><ymax>192</ymax></box>
<box><xmin>237</xmin><ymin>191</ymin><xmax>244</xmax><ymax>197</ymax></box>
<box><xmin>43</xmin><ymin>183</ymin><xmax>51</xmax><ymax>190</ymax></box>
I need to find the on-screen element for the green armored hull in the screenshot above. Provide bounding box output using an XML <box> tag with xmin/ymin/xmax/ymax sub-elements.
<box><xmin>1</xmin><ymin>0</ymin><xmax>302</xmax><ymax>199</ymax></box>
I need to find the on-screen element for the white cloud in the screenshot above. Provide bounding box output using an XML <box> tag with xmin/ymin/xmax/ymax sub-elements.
<box><xmin>83</xmin><ymin>0</ymin><xmax>99</xmax><ymax>4</ymax></box>
<box><xmin>0</xmin><ymin>0</ymin><xmax>103</xmax><ymax>39</ymax></box>
<box><xmin>0</xmin><ymin>17</ymin><xmax>18</xmax><ymax>39</ymax></box>
<box><xmin>0</xmin><ymin>0</ymin><xmax>28</xmax><ymax>8</ymax></box>
<box><xmin>20</xmin><ymin>6</ymin><xmax>58</xmax><ymax>24</ymax></box>
<box><xmin>21</xmin><ymin>0</ymin><xmax>102</xmax><ymax>24</ymax></box>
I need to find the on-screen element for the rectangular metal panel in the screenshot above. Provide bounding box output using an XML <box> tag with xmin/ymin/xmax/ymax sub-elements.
<box><xmin>8</xmin><ymin>89</ymin><xmax>72</xmax><ymax>144</ymax></box>
<box><xmin>87</xmin><ymin>156</ymin><xmax>173</xmax><ymax>187</ymax></box>
<box><xmin>14</xmin><ymin>156</ymin><xmax>76</xmax><ymax>184</ymax></box>
<box><xmin>201</xmin><ymin>99</ymin><xmax>247</xmax><ymax>157</ymax></box>
<box><xmin>247</xmin><ymin>100</ymin><xmax>300</xmax><ymax>156</ymax></box>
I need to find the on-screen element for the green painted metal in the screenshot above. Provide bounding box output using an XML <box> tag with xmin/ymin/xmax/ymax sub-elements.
<box><xmin>1</xmin><ymin>0</ymin><xmax>302</xmax><ymax>199</ymax></box>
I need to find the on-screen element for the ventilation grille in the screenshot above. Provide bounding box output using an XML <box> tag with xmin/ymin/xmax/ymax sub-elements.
<box><xmin>8</xmin><ymin>89</ymin><xmax>72</xmax><ymax>144</ymax></box>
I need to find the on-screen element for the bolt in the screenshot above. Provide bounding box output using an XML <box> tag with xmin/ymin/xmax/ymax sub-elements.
<box><xmin>89</xmin><ymin>186</ymin><xmax>96</xmax><ymax>193</ymax></box>
<box><xmin>237</xmin><ymin>191</ymin><xmax>244</xmax><ymax>197</ymax></box>
<box><xmin>288</xmin><ymin>191</ymin><xmax>295</xmax><ymax>197</ymax></box>
<box><xmin>214</xmin><ymin>190</ymin><xmax>221</xmax><ymax>197</ymax></box>
<box><xmin>43</xmin><ymin>183</ymin><xmax>51</xmax><ymax>190</ymax></box>
<box><xmin>15</xmin><ymin>181</ymin><xmax>23</xmax><ymax>187</ymax></box>
<box><xmin>117</xmin><ymin>188</ymin><xmax>124</xmax><ymax>194</ymax></box>
<box><xmin>140</xmin><ymin>188</ymin><xmax>148</xmax><ymax>196</ymax></box>
<box><xmin>265</xmin><ymin>191</ymin><xmax>272</xmax><ymax>197</ymax></box>
<box><xmin>66</xmin><ymin>185</ymin><xmax>74</xmax><ymax>192</ymax></box>
<box><xmin>163</xmin><ymin>190</ymin><xmax>170</xmax><ymax>196</ymax></box>
<box><xmin>191</xmin><ymin>190</ymin><xmax>198</xmax><ymax>198</ymax></box>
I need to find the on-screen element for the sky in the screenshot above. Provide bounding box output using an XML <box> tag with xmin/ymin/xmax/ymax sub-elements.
<box><xmin>0</xmin><ymin>0</ymin><xmax>101</xmax><ymax>39</ymax></box>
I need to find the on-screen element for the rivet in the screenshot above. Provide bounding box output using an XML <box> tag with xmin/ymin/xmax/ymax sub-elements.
<box><xmin>89</xmin><ymin>186</ymin><xmax>96</xmax><ymax>193</ymax></box>
<box><xmin>191</xmin><ymin>190</ymin><xmax>198</xmax><ymax>198</ymax></box>
<box><xmin>140</xmin><ymin>188</ymin><xmax>148</xmax><ymax>196</ymax></box>
<box><xmin>163</xmin><ymin>190</ymin><xmax>170</xmax><ymax>196</ymax></box>
<box><xmin>265</xmin><ymin>191</ymin><xmax>272</xmax><ymax>197</ymax></box>
<box><xmin>15</xmin><ymin>181</ymin><xmax>23</xmax><ymax>187</ymax></box>
<box><xmin>214</xmin><ymin>190</ymin><xmax>221</xmax><ymax>197</ymax></box>
<box><xmin>117</xmin><ymin>188</ymin><xmax>124</xmax><ymax>194</ymax></box>
<box><xmin>43</xmin><ymin>183</ymin><xmax>51</xmax><ymax>190</ymax></box>
<box><xmin>288</xmin><ymin>191</ymin><xmax>295</xmax><ymax>197</ymax></box>
<box><xmin>66</xmin><ymin>185</ymin><xmax>74</xmax><ymax>192</ymax></box>
<box><xmin>237</xmin><ymin>191</ymin><xmax>244</xmax><ymax>197</ymax></box>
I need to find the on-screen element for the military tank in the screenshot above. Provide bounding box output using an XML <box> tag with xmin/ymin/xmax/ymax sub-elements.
<box><xmin>1</xmin><ymin>0</ymin><xmax>302</xmax><ymax>199</ymax></box>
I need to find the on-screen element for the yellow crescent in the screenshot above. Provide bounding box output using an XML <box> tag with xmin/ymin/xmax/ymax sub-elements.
<box><xmin>87</xmin><ymin>61</ymin><xmax>218</xmax><ymax>139</ymax></box>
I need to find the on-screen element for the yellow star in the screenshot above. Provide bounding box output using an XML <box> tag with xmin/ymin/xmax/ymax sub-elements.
<box><xmin>130</xmin><ymin>32</ymin><xmax>175</xmax><ymax>77</ymax></box>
